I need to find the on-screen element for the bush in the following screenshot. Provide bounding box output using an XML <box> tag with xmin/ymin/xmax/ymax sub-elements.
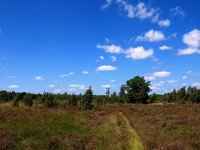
<box><xmin>23</xmin><ymin>93</ymin><xmax>33</xmax><ymax>107</ymax></box>
<box><xmin>41</xmin><ymin>93</ymin><xmax>56</xmax><ymax>108</ymax></box>
<box><xmin>68</xmin><ymin>94</ymin><xmax>77</xmax><ymax>106</ymax></box>
<box><xmin>13</xmin><ymin>94</ymin><xmax>20</xmax><ymax>106</ymax></box>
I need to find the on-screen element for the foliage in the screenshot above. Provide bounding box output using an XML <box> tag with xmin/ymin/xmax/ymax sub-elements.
<box><xmin>125</xmin><ymin>76</ymin><xmax>151</xmax><ymax>103</ymax></box>
<box><xmin>119</xmin><ymin>85</ymin><xmax>127</xmax><ymax>103</ymax></box>
<box><xmin>23</xmin><ymin>93</ymin><xmax>34</xmax><ymax>107</ymax></box>
<box><xmin>68</xmin><ymin>94</ymin><xmax>78</xmax><ymax>106</ymax></box>
<box><xmin>78</xmin><ymin>86</ymin><xmax>93</xmax><ymax>110</ymax></box>
<box><xmin>41</xmin><ymin>93</ymin><xmax>56</xmax><ymax>108</ymax></box>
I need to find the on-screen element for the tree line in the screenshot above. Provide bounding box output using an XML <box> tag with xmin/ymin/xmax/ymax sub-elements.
<box><xmin>0</xmin><ymin>76</ymin><xmax>199</xmax><ymax>109</ymax></box>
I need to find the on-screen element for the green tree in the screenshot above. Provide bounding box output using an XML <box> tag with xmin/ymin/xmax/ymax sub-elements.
<box><xmin>177</xmin><ymin>86</ymin><xmax>187</xmax><ymax>103</ymax></box>
<box><xmin>23</xmin><ymin>93</ymin><xmax>34</xmax><ymax>107</ymax></box>
<box><xmin>79</xmin><ymin>86</ymin><xmax>93</xmax><ymax>110</ymax></box>
<box><xmin>13</xmin><ymin>94</ymin><xmax>21</xmax><ymax>106</ymax></box>
<box><xmin>68</xmin><ymin>94</ymin><xmax>77</xmax><ymax>106</ymax></box>
<box><xmin>125</xmin><ymin>76</ymin><xmax>151</xmax><ymax>103</ymax></box>
<box><xmin>105</xmin><ymin>88</ymin><xmax>110</xmax><ymax>97</ymax></box>
<box><xmin>119</xmin><ymin>85</ymin><xmax>127</xmax><ymax>103</ymax></box>
<box><xmin>105</xmin><ymin>87</ymin><xmax>111</xmax><ymax>103</ymax></box>
<box><xmin>41</xmin><ymin>93</ymin><xmax>56</xmax><ymax>108</ymax></box>
<box><xmin>111</xmin><ymin>92</ymin><xmax>118</xmax><ymax>103</ymax></box>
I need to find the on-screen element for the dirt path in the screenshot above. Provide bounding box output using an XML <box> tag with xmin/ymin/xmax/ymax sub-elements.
<box><xmin>117</xmin><ymin>112</ymin><xmax>144</xmax><ymax>150</ymax></box>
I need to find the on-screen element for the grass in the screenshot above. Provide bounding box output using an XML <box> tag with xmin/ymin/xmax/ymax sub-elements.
<box><xmin>0</xmin><ymin>103</ymin><xmax>200</xmax><ymax>149</ymax></box>
<box><xmin>118</xmin><ymin>112</ymin><xmax>144</xmax><ymax>150</ymax></box>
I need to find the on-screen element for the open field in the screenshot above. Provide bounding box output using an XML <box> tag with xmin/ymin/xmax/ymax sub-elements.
<box><xmin>0</xmin><ymin>103</ymin><xmax>200</xmax><ymax>150</ymax></box>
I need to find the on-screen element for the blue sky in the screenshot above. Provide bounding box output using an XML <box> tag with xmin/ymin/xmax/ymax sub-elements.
<box><xmin>0</xmin><ymin>0</ymin><xmax>200</xmax><ymax>94</ymax></box>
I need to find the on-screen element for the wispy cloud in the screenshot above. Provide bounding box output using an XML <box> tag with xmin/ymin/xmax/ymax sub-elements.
<box><xmin>99</xmin><ymin>56</ymin><xmax>104</xmax><ymax>60</ymax></box>
<box><xmin>170</xmin><ymin>6</ymin><xmax>185</xmax><ymax>17</ymax></box>
<box><xmin>35</xmin><ymin>76</ymin><xmax>44</xmax><ymax>80</ymax></box>
<box><xmin>4</xmin><ymin>75</ymin><xmax>16</xmax><ymax>79</ymax></box>
<box><xmin>82</xmin><ymin>70</ymin><xmax>89</xmax><ymax>74</ymax></box>
<box><xmin>49</xmin><ymin>84</ymin><xmax>55</xmax><ymax>88</ymax></box>
<box><xmin>111</xmin><ymin>56</ymin><xmax>117</xmax><ymax>62</ymax></box>
<box><xmin>69</xmin><ymin>84</ymin><xmax>87</xmax><ymax>90</ymax></box>
<box><xmin>101</xmin><ymin>0</ymin><xmax>112</xmax><ymax>9</ymax></box>
<box><xmin>8</xmin><ymin>85</ymin><xmax>19</xmax><ymax>89</ymax></box>
<box><xmin>97</xmin><ymin>44</ymin><xmax>123</xmax><ymax>53</ymax></box>
<box><xmin>58</xmin><ymin>72</ymin><xmax>74</xmax><ymax>78</ymax></box>
<box><xmin>102</xmin><ymin>0</ymin><xmax>171</xmax><ymax>27</ymax></box>
<box><xmin>100</xmin><ymin>84</ymin><xmax>111</xmax><ymax>88</ymax></box>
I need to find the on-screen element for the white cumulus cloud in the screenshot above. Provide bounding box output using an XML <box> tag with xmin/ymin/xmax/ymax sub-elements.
<box><xmin>136</xmin><ymin>29</ymin><xmax>165</xmax><ymax>42</ymax></box>
<box><xmin>8</xmin><ymin>85</ymin><xmax>19</xmax><ymax>89</ymax></box>
<box><xmin>178</xmin><ymin>29</ymin><xmax>200</xmax><ymax>55</ymax></box>
<box><xmin>125</xmin><ymin>46</ymin><xmax>153</xmax><ymax>60</ymax></box>
<box><xmin>69</xmin><ymin>84</ymin><xmax>87</xmax><ymax>90</ymax></box>
<box><xmin>183</xmin><ymin>29</ymin><xmax>200</xmax><ymax>48</ymax></box>
<box><xmin>158</xmin><ymin>19</ymin><xmax>171</xmax><ymax>27</ymax></box>
<box><xmin>159</xmin><ymin>45</ymin><xmax>171</xmax><ymax>50</ymax></box>
<box><xmin>152</xmin><ymin>71</ymin><xmax>171</xmax><ymax>78</ymax></box>
<box><xmin>96</xmin><ymin>65</ymin><xmax>117</xmax><ymax>71</ymax></box>
<box><xmin>178</xmin><ymin>47</ymin><xmax>199</xmax><ymax>55</ymax></box>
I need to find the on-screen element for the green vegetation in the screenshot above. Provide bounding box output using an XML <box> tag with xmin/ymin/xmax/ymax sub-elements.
<box><xmin>0</xmin><ymin>76</ymin><xmax>199</xmax><ymax>108</ymax></box>
<box><xmin>78</xmin><ymin>86</ymin><xmax>93</xmax><ymax>110</ymax></box>
<box><xmin>23</xmin><ymin>93</ymin><xmax>34</xmax><ymax>107</ymax></box>
<box><xmin>125</xmin><ymin>76</ymin><xmax>151</xmax><ymax>103</ymax></box>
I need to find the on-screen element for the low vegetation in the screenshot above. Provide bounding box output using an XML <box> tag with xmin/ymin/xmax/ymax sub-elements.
<box><xmin>0</xmin><ymin>103</ymin><xmax>199</xmax><ymax>149</ymax></box>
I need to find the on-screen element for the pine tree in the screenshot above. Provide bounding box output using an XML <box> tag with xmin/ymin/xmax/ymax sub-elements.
<box><xmin>79</xmin><ymin>86</ymin><xmax>93</xmax><ymax>110</ymax></box>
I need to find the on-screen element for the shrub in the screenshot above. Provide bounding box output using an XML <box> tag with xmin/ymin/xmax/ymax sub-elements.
<box><xmin>41</xmin><ymin>93</ymin><xmax>56</xmax><ymax>108</ymax></box>
<box><xmin>68</xmin><ymin>94</ymin><xmax>77</xmax><ymax>106</ymax></box>
<box><xmin>23</xmin><ymin>93</ymin><xmax>33</xmax><ymax>107</ymax></box>
<box><xmin>13</xmin><ymin>94</ymin><xmax>20</xmax><ymax>106</ymax></box>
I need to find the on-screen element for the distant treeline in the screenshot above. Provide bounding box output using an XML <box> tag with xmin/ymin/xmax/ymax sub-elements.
<box><xmin>0</xmin><ymin>76</ymin><xmax>199</xmax><ymax>109</ymax></box>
